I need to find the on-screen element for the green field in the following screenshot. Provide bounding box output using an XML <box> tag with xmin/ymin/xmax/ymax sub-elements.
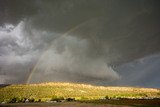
<box><xmin>0</xmin><ymin>82</ymin><xmax>160</xmax><ymax>103</ymax></box>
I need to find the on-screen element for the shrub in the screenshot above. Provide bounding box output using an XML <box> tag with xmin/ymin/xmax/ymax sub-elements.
<box><xmin>16</xmin><ymin>97</ymin><xmax>22</xmax><ymax>103</ymax></box>
<box><xmin>51</xmin><ymin>95</ymin><xmax>64</xmax><ymax>102</ymax></box>
<box><xmin>105</xmin><ymin>95</ymin><xmax>109</xmax><ymax>99</ymax></box>
<box><xmin>38</xmin><ymin>99</ymin><xmax>41</xmax><ymax>102</ymax></box>
<box><xmin>66</xmin><ymin>98</ymin><xmax>75</xmax><ymax>101</ymax></box>
<box><xmin>0</xmin><ymin>98</ymin><xmax>4</xmax><ymax>103</ymax></box>
<box><xmin>8</xmin><ymin>97</ymin><xmax>27</xmax><ymax>103</ymax></box>
<box><xmin>58</xmin><ymin>96</ymin><xmax>64</xmax><ymax>100</ymax></box>
<box><xmin>111</xmin><ymin>95</ymin><xmax>117</xmax><ymax>99</ymax></box>
<box><xmin>51</xmin><ymin>95</ymin><xmax>58</xmax><ymax>101</ymax></box>
<box><xmin>8</xmin><ymin>97</ymin><xmax>17</xmax><ymax>103</ymax></box>
<box><xmin>29</xmin><ymin>98</ymin><xmax>35</xmax><ymax>102</ymax></box>
<box><xmin>21</xmin><ymin>97</ymin><xmax>27</xmax><ymax>103</ymax></box>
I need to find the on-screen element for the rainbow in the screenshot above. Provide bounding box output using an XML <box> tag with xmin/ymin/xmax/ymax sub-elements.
<box><xmin>26</xmin><ymin>18</ymin><xmax>98</xmax><ymax>84</ymax></box>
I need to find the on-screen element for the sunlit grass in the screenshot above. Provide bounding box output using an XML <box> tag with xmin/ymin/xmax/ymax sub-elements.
<box><xmin>0</xmin><ymin>82</ymin><xmax>160</xmax><ymax>103</ymax></box>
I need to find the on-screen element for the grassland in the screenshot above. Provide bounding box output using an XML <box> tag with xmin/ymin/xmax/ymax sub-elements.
<box><xmin>0</xmin><ymin>82</ymin><xmax>160</xmax><ymax>106</ymax></box>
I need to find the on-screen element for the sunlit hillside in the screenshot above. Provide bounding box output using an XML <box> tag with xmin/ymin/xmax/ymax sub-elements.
<box><xmin>0</xmin><ymin>82</ymin><xmax>160</xmax><ymax>102</ymax></box>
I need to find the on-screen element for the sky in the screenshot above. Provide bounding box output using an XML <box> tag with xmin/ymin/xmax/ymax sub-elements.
<box><xmin>0</xmin><ymin>0</ymin><xmax>160</xmax><ymax>87</ymax></box>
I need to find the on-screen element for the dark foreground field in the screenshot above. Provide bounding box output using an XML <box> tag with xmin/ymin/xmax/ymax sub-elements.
<box><xmin>0</xmin><ymin>102</ymin><xmax>132</xmax><ymax>107</ymax></box>
<box><xmin>1</xmin><ymin>99</ymin><xmax>160</xmax><ymax>107</ymax></box>
<box><xmin>86</xmin><ymin>99</ymin><xmax>160</xmax><ymax>107</ymax></box>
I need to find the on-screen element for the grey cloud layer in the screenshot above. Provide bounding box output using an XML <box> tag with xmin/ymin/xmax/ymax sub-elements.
<box><xmin>0</xmin><ymin>0</ymin><xmax>160</xmax><ymax>86</ymax></box>
<box><xmin>30</xmin><ymin>35</ymin><xmax>120</xmax><ymax>83</ymax></box>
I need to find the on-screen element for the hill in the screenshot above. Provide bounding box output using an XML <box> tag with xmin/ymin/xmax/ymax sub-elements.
<box><xmin>0</xmin><ymin>82</ymin><xmax>160</xmax><ymax>102</ymax></box>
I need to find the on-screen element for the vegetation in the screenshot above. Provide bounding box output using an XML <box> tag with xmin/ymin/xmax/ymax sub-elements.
<box><xmin>66</xmin><ymin>98</ymin><xmax>75</xmax><ymax>101</ymax></box>
<box><xmin>51</xmin><ymin>95</ymin><xmax>64</xmax><ymax>102</ymax></box>
<box><xmin>0</xmin><ymin>82</ymin><xmax>160</xmax><ymax>104</ymax></box>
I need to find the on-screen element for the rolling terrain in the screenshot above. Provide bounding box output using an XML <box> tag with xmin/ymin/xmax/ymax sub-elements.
<box><xmin>0</xmin><ymin>82</ymin><xmax>160</xmax><ymax>106</ymax></box>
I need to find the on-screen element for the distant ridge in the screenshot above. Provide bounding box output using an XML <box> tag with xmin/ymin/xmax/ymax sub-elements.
<box><xmin>0</xmin><ymin>82</ymin><xmax>160</xmax><ymax>103</ymax></box>
<box><xmin>22</xmin><ymin>82</ymin><xmax>160</xmax><ymax>91</ymax></box>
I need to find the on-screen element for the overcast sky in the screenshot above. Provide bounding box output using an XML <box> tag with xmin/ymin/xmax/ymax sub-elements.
<box><xmin>0</xmin><ymin>0</ymin><xmax>160</xmax><ymax>87</ymax></box>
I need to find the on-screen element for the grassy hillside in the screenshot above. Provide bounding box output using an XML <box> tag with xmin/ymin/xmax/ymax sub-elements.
<box><xmin>0</xmin><ymin>82</ymin><xmax>160</xmax><ymax>102</ymax></box>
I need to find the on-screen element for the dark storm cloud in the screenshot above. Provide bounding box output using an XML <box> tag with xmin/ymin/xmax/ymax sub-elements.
<box><xmin>25</xmin><ymin>0</ymin><xmax>160</xmax><ymax>65</ymax></box>
<box><xmin>0</xmin><ymin>0</ymin><xmax>38</xmax><ymax>25</ymax></box>
<box><xmin>115</xmin><ymin>54</ymin><xmax>160</xmax><ymax>88</ymax></box>
<box><xmin>0</xmin><ymin>0</ymin><xmax>160</xmax><ymax>87</ymax></box>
